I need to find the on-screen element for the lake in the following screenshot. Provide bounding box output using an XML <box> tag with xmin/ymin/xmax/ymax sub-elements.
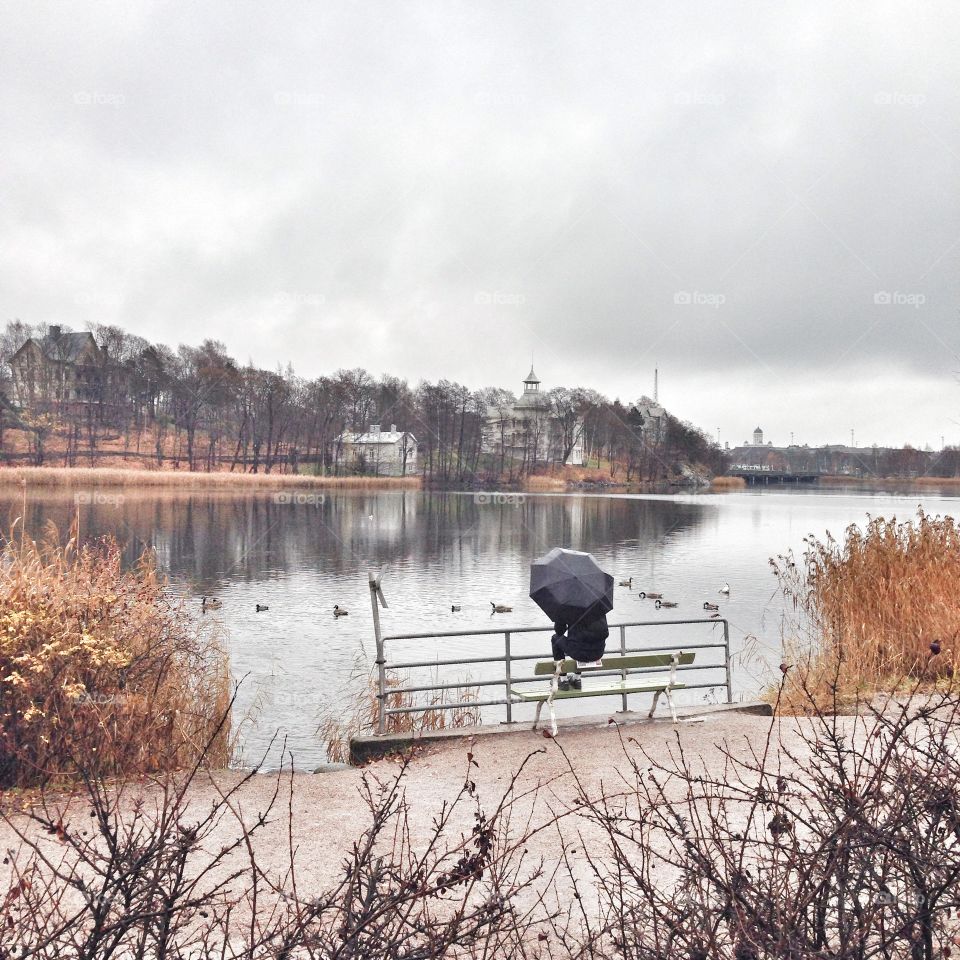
<box><xmin>3</xmin><ymin>483</ymin><xmax>956</xmax><ymax>769</ymax></box>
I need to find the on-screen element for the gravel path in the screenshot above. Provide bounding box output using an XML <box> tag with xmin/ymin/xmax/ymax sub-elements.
<box><xmin>1</xmin><ymin>709</ymin><xmax>836</xmax><ymax>935</ymax></box>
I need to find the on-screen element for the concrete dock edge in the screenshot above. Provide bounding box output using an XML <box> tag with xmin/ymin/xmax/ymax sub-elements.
<box><xmin>349</xmin><ymin>699</ymin><xmax>773</xmax><ymax>765</ymax></box>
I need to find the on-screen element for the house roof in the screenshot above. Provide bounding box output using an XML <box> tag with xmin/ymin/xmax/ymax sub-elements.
<box><xmin>514</xmin><ymin>390</ymin><xmax>550</xmax><ymax>410</ymax></box>
<box><xmin>341</xmin><ymin>429</ymin><xmax>416</xmax><ymax>445</ymax></box>
<box><xmin>636</xmin><ymin>403</ymin><xmax>665</xmax><ymax>420</ymax></box>
<box><xmin>13</xmin><ymin>331</ymin><xmax>98</xmax><ymax>364</ymax></box>
<box><xmin>524</xmin><ymin>366</ymin><xmax>539</xmax><ymax>384</ymax></box>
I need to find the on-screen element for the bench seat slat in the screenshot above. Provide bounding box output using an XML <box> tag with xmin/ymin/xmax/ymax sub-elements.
<box><xmin>510</xmin><ymin>677</ymin><xmax>686</xmax><ymax>702</ymax></box>
<box><xmin>533</xmin><ymin>652</ymin><xmax>695</xmax><ymax>676</ymax></box>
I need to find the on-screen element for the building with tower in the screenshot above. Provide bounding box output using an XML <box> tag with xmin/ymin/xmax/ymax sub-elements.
<box><xmin>753</xmin><ymin>426</ymin><xmax>764</xmax><ymax>446</ymax></box>
<box><xmin>482</xmin><ymin>367</ymin><xmax>585</xmax><ymax>467</ymax></box>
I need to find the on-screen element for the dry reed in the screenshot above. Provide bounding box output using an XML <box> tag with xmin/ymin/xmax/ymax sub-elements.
<box><xmin>523</xmin><ymin>475</ymin><xmax>568</xmax><ymax>491</ymax></box>
<box><xmin>0</xmin><ymin>522</ymin><xmax>231</xmax><ymax>786</ymax></box>
<box><xmin>320</xmin><ymin>671</ymin><xmax>481</xmax><ymax>764</ymax></box>
<box><xmin>773</xmin><ymin>509</ymin><xmax>960</xmax><ymax>712</ymax></box>
<box><xmin>710</xmin><ymin>475</ymin><xmax>747</xmax><ymax>489</ymax></box>
<box><xmin>0</xmin><ymin>466</ymin><xmax>421</xmax><ymax>490</ymax></box>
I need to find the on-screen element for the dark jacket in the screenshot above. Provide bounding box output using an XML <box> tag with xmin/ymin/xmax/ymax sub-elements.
<box><xmin>554</xmin><ymin>614</ymin><xmax>608</xmax><ymax>663</ymax></box>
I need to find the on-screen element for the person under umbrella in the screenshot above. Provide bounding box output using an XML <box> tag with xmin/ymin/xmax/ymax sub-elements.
<box><xmin>551</xmin><ymin>612</ymin><xmax>609</xmax><ymax>689</ymax></box>
<box><xmin>530</xmin><ymin>547</ymin><xmax>614</xmax><ymax>690</ymax></box>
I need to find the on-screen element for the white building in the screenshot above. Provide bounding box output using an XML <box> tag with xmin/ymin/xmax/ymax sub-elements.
<box><xmin>742</xmin><ymin>426</ymin><xmax>772</xmax><ymax>447</ymax></box>
<box><xmin>336</xmin><ymin>424</ymin><xmax>418</xmax><ymax>476</ymax></box>
<box><xmin>482</xmin><ymin>368</ymin><xmax>585</xmax><ymax>467</ymax></box>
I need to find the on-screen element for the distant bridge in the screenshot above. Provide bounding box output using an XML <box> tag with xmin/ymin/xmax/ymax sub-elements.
<box><xmin>727</xmin><ymin>464</ymin><xmax>820</xmax><ymax>486</ymax></box>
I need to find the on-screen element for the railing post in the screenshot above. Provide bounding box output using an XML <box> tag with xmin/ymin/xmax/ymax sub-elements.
<box><xmin>369</xmin><ymin>570</ymin><xmax>388</xmax><ymax>734</ymax></box>
<box><xmin>723</xmin><ymin>618</ymin><xmax>733</xmax><ymax>703</ymax></box>
<box><xmin>619</xmin><ymin>623</ymin><xmax>628</xmax><ymax>712</ymax></box>
<box><xmin>504</xmin><ymin>631</ymin><xmax>513</xmax><ymax>724</ymax></box>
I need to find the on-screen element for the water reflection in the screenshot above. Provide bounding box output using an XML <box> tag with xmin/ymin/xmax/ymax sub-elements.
<box><xmin>4</xmin><ymin>485</ymin><xmax>956</xmax><ymax>769</ymax></box>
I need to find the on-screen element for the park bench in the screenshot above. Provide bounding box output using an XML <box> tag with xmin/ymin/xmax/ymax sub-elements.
<box><xmin>509</xmin><ymin>651</ymin><xmax>695</xmax><ymax>736</ymax></box>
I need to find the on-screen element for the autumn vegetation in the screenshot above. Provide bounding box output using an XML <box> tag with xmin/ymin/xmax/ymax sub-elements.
<box><xmin>320</xmin><ymin>671</ymin><xmax>481</xmax><ymax>764</ymax></box>
<box><xmin>773</xmin><ymin>509</ymin><xmax>960</xmax><ymax>711</ymax></box>
<box><xmin>5</xmin><ymin>681</ymin><xmax>960</xmax><ymax>956</ymax></box>
<box><xmin>0</xmin><ymin>320</ymin><xmax>726</xmax><ymax>483</ymax></box>
<box><xmin>0</xmin><ymin>465</ymin><xmax>419</xmax><ymax>491</ymax></box>
<box><xmin>0</xmin><ymin>523</ymin><xmax>230</xmax><ymax>788</ymax></box>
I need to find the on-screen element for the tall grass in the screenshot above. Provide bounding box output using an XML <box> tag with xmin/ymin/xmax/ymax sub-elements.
<box><xmin>774</xmin><ymin>509</ymin><xmax>960</xmax><ymax>711</ymax></box>
<box><xmin>0</xmin><ymin>523</ymin><xmax>231</xmax><ymax>786</ymax></box>
<box><xmin>523</xmin><ymin>475</ymin><xmax>568</xmax><ymax>491</ymax></box>
<box><xmin>0</xmin><ymin>466</ymin><xmax>421</xmax><ymax>490</ymax></box>
<box><xmin>710</xmin><ymin>475</ymin><xmax>747</xmax><ymax>489</ymax></box>
<box><xmin>320</xmin><ymin>671</ymin><xmax>481</xmax><ymax>763</ymax></box>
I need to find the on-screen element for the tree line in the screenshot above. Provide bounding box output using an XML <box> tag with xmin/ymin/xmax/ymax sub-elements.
<box><xmin>0</xmin><ymin>320</ymin><xmax>728</xmax><ymax>481</ymax></box>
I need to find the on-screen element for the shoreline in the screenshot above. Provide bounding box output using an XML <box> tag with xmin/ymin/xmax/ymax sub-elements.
<box><xmin>716</xmin><ymin>473</ymin><xmax>960</xmax><ymax>490</ymax></box>
<box><xmin>817</xmin><ymin>474</ymin><xmax>960</xmax><ymax>487</ymax></box>
<box><xmin>4</xmin><ymin>466</ymin><xmax>958</xmax><ymax>497</ymax></box>
<box><xmin>0</xmin><ymin>465</ymin><xmax>422</xmax><ymax>491</ymax></box>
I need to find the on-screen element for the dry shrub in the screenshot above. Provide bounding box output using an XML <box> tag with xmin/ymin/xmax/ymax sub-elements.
<box><xmin>0</xmin><ymin>522</ymin><xmax>231</xmax><ymax>786</ymax></box>
<box><xmin>321</xmin><ymin>671</ymin><xmax>481</xmax><ymax>764</ymax></box>
<box><xmin>10</xmin><ymin>679</ymin><xmax>960</xmax><ymax>957</ymax></box>
<box><xmin>569</xmin><ymin>684</ymin><xmax>960</xmax><ymax>958</ymax></box>
<box><xmin>0</xmin><ymin>748</ymin><xmax>555</xmax><ymax>958</ymax></box>
<box><xmin>773</xmin><ymin>509</ymin><xmax>960</xmax><ymax>712</ymax></box>
<box><xmin>709</xmin><ymin>475</ymin><xmax>746</xmax><ymax>489</ymax></box>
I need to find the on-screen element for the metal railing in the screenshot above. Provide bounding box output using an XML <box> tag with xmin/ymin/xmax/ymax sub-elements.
<box><xmin>368</xmin><ymin>572</ymin><xmax>732</xmax><ymax>734</ymax></box>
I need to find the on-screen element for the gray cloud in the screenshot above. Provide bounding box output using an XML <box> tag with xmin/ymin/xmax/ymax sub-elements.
<box><xmin>1</xmin><ymin>0</ymin><xmax>958</xmax><ymax>447</ymax></box>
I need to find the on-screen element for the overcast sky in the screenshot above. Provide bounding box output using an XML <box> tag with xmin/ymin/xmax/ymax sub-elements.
<box><xmin>2</xmin><ymin>1</ymin><xmax>959</xmax><ymax>448</ymax></box>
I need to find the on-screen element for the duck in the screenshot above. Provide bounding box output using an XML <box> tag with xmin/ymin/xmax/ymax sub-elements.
<box><xmin>201</xmin><ymin>596</ymin><xmax>222</xmax><ymax>612</ymax></box>
<box><xmin>490</xmin><ymin>602</ymin><xmax>513</xmax><ymax>613</ymax></box>
<box><xmin>709</xmin><ymin>612</ymin><xmax>722</xmax><ymax>619</ymax></box>
<box><xmin>618</xmin><ymin>577</ymin><xmax>633</xmax><ymax>588</ymax></box>
<box><xmin>719</xmin><ymin>582</ymin><xmax>731</xmax><ymax>595</ymax></box>
<box><xmin>256</xmin><ymin>604</ymin><xmax>269</xmax><ymax>613</ymax></box>
<box><xmin>451</xmin><ymin>605</ymin><xmax>461</xmax><ymax>612</ymax></box>
<box><xmin>655</xmin><ymin>599</ymin><xmax>678</xmax><ymax>609</ymax></box>
<box><xmin>638</xmin><ymin>592</ymin><xmax>662</xmax><ymax>600</ymax></box>
<box><xmin>333</xmin><ymin>605</ymin><xmax>349</xmax><ymax>617</ymax></box>
<box><xmin>703</xmin><ymin>601</ymin><xmax>719</xmax><ymax>612</ymax></box>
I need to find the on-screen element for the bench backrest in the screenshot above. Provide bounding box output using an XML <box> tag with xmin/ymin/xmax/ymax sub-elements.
<box><xmin>533</xmin><ymin>652</ymin><xmax>695</xmax><ymax>675</ymax></box>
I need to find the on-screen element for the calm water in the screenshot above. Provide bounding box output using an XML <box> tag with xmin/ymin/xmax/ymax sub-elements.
<box><xmin>4</xmin><ymin>485</ymin><xmax>956</xmax><ymax>768</ymax></box>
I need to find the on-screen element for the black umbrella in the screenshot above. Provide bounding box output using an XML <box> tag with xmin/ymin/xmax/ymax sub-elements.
<box><xmin>529</xmin><ymin>547</ymin><xmax>614</xmax><ymax>626</ymax></box>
